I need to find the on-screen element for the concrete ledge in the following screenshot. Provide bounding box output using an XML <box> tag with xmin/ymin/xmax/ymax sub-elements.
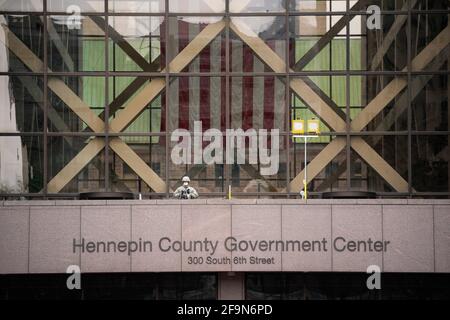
<box><xmin>2</xmin><ymin>199</ymin><xmax>449</xmax><ymax>206</ymax></box>
<box><xmin>54</xmin><ymin>200</ymin><xmax>107</xmax><ymax>206</ymax></box>
<box><xmin>256</xmin><ymin>199</ymin><xmax>306</xmax><ymax>204</ymax></box>
<box><xmin>107</xmin><ymin>199</ymin><xmax>157</xmax><ymax>205</ymax></box>
<box><xmin>4</xmin><ymin>200</ymin><xmax>56</xmax><ymax>206</ymax></box>
<box><xmin>29</xmin><ymin>205</ymin><xmax>81</xmax><ymax>212</ymax></box>
<box><xmin>355</xmin><ymin>199</ymin><xmax>408</xmax><ymax>205</ymax></box>
<box><xmin>305</xmin><ymin>199</ymin><xmax>358</xmax><ymax>204</ymax></box>
<box><xmin>207</xmin><ymin>199</ymin><xmax>257</xmax><ymax>205</ymax></box>
<box><xmin>156</xmin><ymin>199</ymin><xmax>207</xmax><ymax>205</ymax></box>
<box><xmin>407</xmin><ymin>199</ymin><xmax>450</xmax><ymax>205</ymax></box>
<box><xmin>383</xmin><ymin>204</ymin><xmax>433</xmax><ymax>211</ymax></box>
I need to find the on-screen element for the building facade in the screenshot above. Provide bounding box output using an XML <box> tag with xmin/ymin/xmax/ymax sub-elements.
<box><xmin>0</xmin><ymin>0</ymin><xmax>449</xmax><ymax>199</ymax></box>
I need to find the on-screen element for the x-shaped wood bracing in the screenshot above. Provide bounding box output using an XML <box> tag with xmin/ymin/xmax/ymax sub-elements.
<box><xmin>199</xmin><ymin>0</ymin><xmax>441</xmax><ymax>192</ymax></box>
<box><xmin>2</xmin><ymin>20</ymin><xmax>226</xmax><ymax>193</ymax></box>
<box><xmin>289</xmin><ymin>25</ymin><xmax>450</xmax><ymax>192</ymax></box>
<box><xmin>229</xmin><ymin>21</ymin><xmax>450</xmax><ymax>192</ymax></box>
<box><xmin>3</xmin><ymin>13</ymin><xmax>449</xmax><ymax>194</ymax></box>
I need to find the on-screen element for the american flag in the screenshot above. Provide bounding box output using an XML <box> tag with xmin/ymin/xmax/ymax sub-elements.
<box><xmin>160</xmin><ymin>17</ymin><xmax>289</xmax><ymax>139</ymax></box>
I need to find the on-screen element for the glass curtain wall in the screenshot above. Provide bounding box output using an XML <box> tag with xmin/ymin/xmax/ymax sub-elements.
<box><xmin>0</xmin><ymin>0</ymin><xmax>449</xmax><ymax>199</ymax></box>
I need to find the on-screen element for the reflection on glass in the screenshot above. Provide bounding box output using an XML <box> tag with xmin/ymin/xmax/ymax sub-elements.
<box><xmin>109</xmin><ymin>0</ymin><xmax>165</xmax><ymax>13</ymax></box>
<box><xmin>230</xmin><ymin>76</ymin><xmax>285</xmax><ymax>130</ymax></box>
<box><xmin>229</xmin><ymin>136</ymin><xmax>285</xmax><ymax>193</ymax></box>
<box><xmin>363</xmin><ymin>14</ymin><xmax>408</xmax><ymax>72</ymax></box>
<box><xmin>290</xmin><ymin>143</ymin><xmax>347</xmax><ymax>192</ymax></box>
<box><xmin>291</xmin><ymin>76</ymin><xmax>346</xmax><ymax>135</ymax></box>
<box><xmin>0</xmin><ymin>1</ymin><xmax>448</xmax><ymax>198</ymax></box>
<box><xmin>351</xmin><ymin>136</ymin><xmax>408</xmax><ymax>192</ymax></box>
<box><xmin>159</xmin><ymin>273</ymin><xmax>217</xmax><ymax>300</ymax></box>
<box><xmin>167</xmin><ymin>16</ymin><xmax>224</xmax><ymax>72</ymax></box>
<box><xmin>47</xmin><ymin>136</ymin><xmax>106</xmax><ymax>193</ymax></box>
<box><xmin>292</xmin><ymin>0</ymin><xmax>411</xmax><ymax>13</ymax></box>
<box><xmin>246</xmin><ymin>273</ymin><xmax>386</xmax><ymax>300</ymax></box>
<box><xmin>48</xmin><ymin>0</ymin><xmax>105</xmax><ymax>12</ymax></box>
<box><xmin>108</xmin><ymin>77</ymin><xmax>164</xmax><ymax>131</ymax></box>
<box><xmin>296</xmin><ymin>15</ymin><xmax>328</xmax><ymax>36</ymax></box>
<box><xmin>412</xmin><ymin>135</ymin><xmax>449</xmax><ymax>193</ymax></box>
<box><xmin>0</xmin><ymin>75</ymin><xmax>44</xmax><ymax>132</ymax></box>
<box><xmin>169</xmin><ymin>0</ymin><xmax>224</xmax><ymax>13</ymax></box>
<box><xmin>0</xmin><ymin>15</ymin><xmax>44</xmax><ymax>72</ymax></box>
<box><xmin>290</xmin><ymin>0</ymin><xmax>329</xmax><ymax>12</ymax></box>
<box><xmin>169</xmin><ymin>162</ymin><xmax>225</xmax><ymax>194</ymax></box>
<box><xmin>108</xmin><ymin>16</ymin><xmax>164</xmax><ymax>71</ymax></box>
<box><xmin>110</xmin><ymin>139</ymin><xmax>165</xmax><ymax>193</ymax></box>
<box><xmin>48</xmin><ymin>15</ymin><xmax>105</xmax><ymax>72</ymax></box>
<box><xmin>350</xmin><ymin>75</ymin><xmax>407</xmax><ymax>132</ymax></box>
<box><xmin>411</xmin><ymin>75</ymin><xmax>449</xmax><ymax>132</ymax></box>
<box><xmin>0</xmin><ymin>136</ymin><xmax>43</xmax><ymax>194</ymax></box>
<box><xmin>290</xmin><ymin>16</ymin><xmax>348</xmax><ymax>71</ymax></box>
<box><xmin>231</xmin><ymin>16</ymin><xmax>286</xmax><ymax>42</ymax></box>
<box><xmin>230</xmin><ymin>17</ymin><xmax>286</xmax><ymax>73</ymax></box>
<box><xmin>167</xmin><ymin>77</ymin><xmax>225</xmax><ymax>131</ymax></box>
<box><xmin>230</xmin><ymin>0</ymin><xmax>285</xmax><ymax>13</ymax></box>
<box><xmin>289</xmin><ymin>0</ymin><xmax>392</xmax><ymax>13</ymax></box>
<box><xmin>48</xmin><ymin>76</ymin><xmax>105</xmax><ymax>132</ymax></box>
<box><xmin>412</xmin><ymin>14</ymin><xmax>449</xmax><ymax>71</ymax></box>
<box><xmin>415</xmin><ymin>0</ymin><xmax>450</xmax><ymax>10</ymax></box>
<box><xmin>0</xmin><ymin>0</ymin><xmax>43</xmax><ymax>12</ymax></box>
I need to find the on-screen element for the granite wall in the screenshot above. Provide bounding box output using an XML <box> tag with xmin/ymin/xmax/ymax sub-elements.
<box><xmin>0</xmin><ymin>199</ymin><xmax>449</xmax><ymax>274</ymax></box>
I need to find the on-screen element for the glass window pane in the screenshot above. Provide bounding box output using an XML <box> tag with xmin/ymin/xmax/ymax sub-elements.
<box><xmin>411</xmin><ymin>13</ymin><xmax>449</xmax><ymax>72</ymax></box>
<box><xmin>0</xmin><ymin>75</ymin><xmax>44</xmax><ymax>133</ymax></box>
<box><xmin>109</xmin><ymin>0</ymin><xmax>165</xmax><ymax>13</ymax></box>
<box><xmin>230</xmin><ymin>16</ymin><xmax>286</xmax><ymax>73</ymax></box>
<box><xmin>0</xmin><ymin>15</ymin><xmax>44</xmax><ymax>73</ymax></box>
<box><xmin>415</xmin><ymin>0</ymin><xmax>450</xmax><ymax>10</ymax></box>
<box><xmin>246</xmin><ymin>273</ymin><xmax>283</xmax><ymax>300</ymax></box>
<box><xmin>0</xmin><ymin>0</ymin><xmax>43</xmax><ymax>12</ymax></box>
<box><xmin>289</xmin><ymin>0</ymin><xmax>330</xmax><ymax>13</ymax></box>
<box><xmin>48</xmin><ymin>0</ymin><xmax>105</xmax><ymax>13</ymax></box>
<box><xmin>349</xmin><ymin>75</ymin><xmax>408</xmax><ymax>132</ymax></box>
<box><xmin>47</xmin><ymin>136</ymin><xmax>106</xmax><ymax>193</ymax></box>
<box><xmin>158</xmin><ymin>273</ymin><xmax>217</xmax><ymax>300</ymax></box>
<box><xmin>48</xmin><ymin>15</ymin><xmax>105</xmax><ymax>72</ymax></box>
<box><xmin>290</xmin><ymin>142</ymin><xmax>347</xmax><ymax>193</ymax></box>
<box><xmin>167</xmin><ymin>16</ymin><xmax>225</xmax><ymax>73</ymax></box>
<box><xmin>345</xmin><ymin>0</ymin><xmax>410</xmax><ymax>12</ymax></box>
<box><xmin>231</xmin><ymin>0</ymin><xmax>285</xmax><ymax>13</ymax></box>
<box><xmin>168</xmin><ymin>77</ymin><xmax>225</xmax><ymax>131</ymax></box>
<box><xmin>105</xmin><ymin>76</ymin><xmax>164</xmax><ymax>132</ymax></box>
<box><xmin>169</xmin><ymin>147</ymin><xmax>225</xmax><ymax>194</ymax></box>
<box><xmin>48</xmin><ymin>76</ymin><xmax>105</xmax><ymax>133</ymax></box>
<box><xmin>108</xmin><ymin>16</ymin><xmax>164</xmax><ymax>72</ymax></box>
<box><xmin>351</xmin><ymin>136</ymin><xmax>408</xmax><ymax>193</ymax></box>
<box><xmin>0</xmin><ymin>136</ymin><xmax>43</xmax><ymax>194</ymax></box>
<box><xmin>110</xmin><ymin>137</ymin><xmax>165</xmax><ymax>193</ymax></box>
<box><xmin>290</xmin><ymin>76</ymin><xmax>346</xmax><ymax>135</ymax></box>
<box><xmin>412</xmin><ymin>135</ymin><xmax>449</xmax><ymax>193</ymax></box>
<box><xmin>411</xmin><ymin>74</ymin><xmax>448</xmax><ymax>132</ymax></box>
<box><xmin>230</xmin><ymin>135</ymin><xmax>286</xmax><ymax>193</ymax></box>
<box><xmin>290</xmin><ymin>16</ymin><xmax>347</xmax><ymax>71</ymax></box>
<box><xmin>349</xmin><ymin>14</ymin><xmax>408</xmax><ymax>72</ymax></box>
<box><xmin>231</xmin><ymin>76</ymin><xmax>286</xmax><ymax>131</ymax></box>
<box><xmin>169</xmin><ymin>0</ymin><xmax>224</xmax><ymax>13</ymax></box>
<box><xmin>110</xmin><ymin>77</ymin><xmax>163</xmax><ymax>134</ymax></box>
